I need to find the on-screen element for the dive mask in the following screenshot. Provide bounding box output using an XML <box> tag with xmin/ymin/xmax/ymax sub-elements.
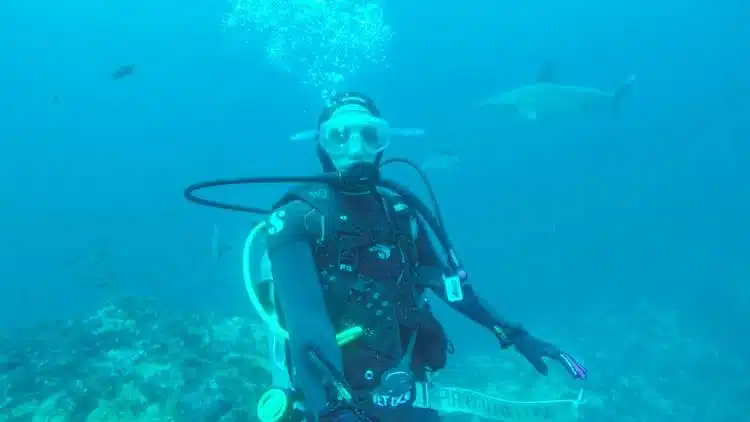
<box><xmin>290</xmin><ymin>116</ymin><xmax>425</xmax><ymax>155</ymax></box>
<box><xmin>320</xmin><ymin>113</ymin><xmax>390</xmax><ymax>155</ymax></box>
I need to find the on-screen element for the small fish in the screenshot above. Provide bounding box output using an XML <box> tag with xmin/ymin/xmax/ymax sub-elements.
<box><xmin>0</xmin><ymin>355</ymin><xmax>24</xmax><ymax>373</ymax></box>
<box><xmin>210</xmin><ymin>223</ymin><xmax>233</xmax><ymax>262</ymax></box>
<box><xmin>477</xmin><ymin>61</ymin><xmax>636</xmax><ymax>120</ymax></box>
<box><xmin>204</xmin><ymin>224</ymin><xmax>235</xmax><ymax>285</ymax></box>
<box><xmin>211</xmin><ymin>223</ymin><xmax>221</xmax><ymax>262</ymax></box>
<box><xmin>111</xmin><ymin>64</ymin><xmax>136</xmax><ymax>80</ymax></box>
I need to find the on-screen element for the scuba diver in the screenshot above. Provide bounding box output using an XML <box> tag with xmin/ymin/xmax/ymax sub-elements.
<box><xmin>184</xmin><ymin>92</ymin><xmax>588</xmax><ymax>422</ymax></box>
<box><xmin>258</xmin><ymin>92</ymin><xmax>587</xmax><ymax>421</ymax></box>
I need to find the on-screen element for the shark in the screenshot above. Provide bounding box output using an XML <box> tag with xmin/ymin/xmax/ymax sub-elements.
<box><xmin>477</xmin><ymin>62</ymin><xmax>636</xmax><ymax>120</ymax></box>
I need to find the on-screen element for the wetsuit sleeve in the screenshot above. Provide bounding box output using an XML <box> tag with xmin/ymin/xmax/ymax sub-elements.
<box><xmin>265</xmin><ymin>201</ymin><xmax>343</xmax><ymax>415</ymax></box>
<box><xmin>414</xmin><ymin>218</ymin><xmax>525</xmax><ymax>340</ymax></box>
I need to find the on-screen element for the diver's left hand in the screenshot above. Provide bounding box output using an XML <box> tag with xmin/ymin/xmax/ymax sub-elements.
<box><xmin>510</xmin><ymin>332</ymin><xmax>588</xmax><ymax>380</ymax></box>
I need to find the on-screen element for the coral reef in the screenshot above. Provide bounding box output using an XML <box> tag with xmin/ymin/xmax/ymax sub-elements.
<box><xmin>0</xmin><ymin>297</ymin><xmax>269</xmax><ymax>422</ymax></box>
<box><xmin>0</xmin><ymin>296</ymin><xmax>743</xmax><ymax>422</ymax></box>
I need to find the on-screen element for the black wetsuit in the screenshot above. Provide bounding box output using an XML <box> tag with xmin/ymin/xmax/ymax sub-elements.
<box><xmin>265</xmin><ymin>183</ymin><xmax>509</xmax><ymax>421</ymax></box>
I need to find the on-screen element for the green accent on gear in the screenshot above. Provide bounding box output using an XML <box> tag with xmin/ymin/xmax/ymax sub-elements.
<box><xmin>334</xmin><ymin>326</ymin><xmax>363</xmax><ymax>346</ymax></box>
<box><xmin>254</xmin><ymin>327</ymin><xmax>362</xmax><ymax>422</ymax></box>
<box><xmin>256</xmin><ymin>388</ymin><xmax>289</xmax><ymax>422</ymax></box>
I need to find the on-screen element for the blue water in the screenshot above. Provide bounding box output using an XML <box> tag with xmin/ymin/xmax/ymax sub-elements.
<box><xmin>1</xmin><ymin>0</ymin><xmax>749</xmax><ymax>418</ymax></box>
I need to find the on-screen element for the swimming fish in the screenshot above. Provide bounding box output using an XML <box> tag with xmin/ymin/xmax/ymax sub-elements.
<box><xmin>210</xmin><ymin>223</ymin><xmax>233</xmax><ymax>263</ymax></box>
<box><xmin>477</xmin><ymin>61</ymin><xmax>636</xmax><ymax>120</ymax></box>
<box><xmin>111</xmin><ymin>64</ymin><xmax>136</xmax><ymax>80</ymax></box>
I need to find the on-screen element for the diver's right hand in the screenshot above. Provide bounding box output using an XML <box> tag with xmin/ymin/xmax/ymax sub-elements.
<box><xmin>510</xmin><ymin>331</ymin><xmax>588</xmax><ymax>380</ymax></box>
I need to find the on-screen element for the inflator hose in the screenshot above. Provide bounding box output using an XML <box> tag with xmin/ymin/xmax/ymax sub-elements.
<box><xmin>183</xmin><ymin>174</ymin><xmax>462</xmax><ymax>271</ymax></box>
<box><xmin>183</xmin><ymin>161</ymin><xmax>468</xmax><ymax>340</ymax></box>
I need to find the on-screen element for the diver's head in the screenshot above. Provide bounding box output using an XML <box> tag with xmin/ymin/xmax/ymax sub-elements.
<box><xmin>315</xmin><ymin>92</ymin><xmax>389</xmax><ymax>173</ymax></box>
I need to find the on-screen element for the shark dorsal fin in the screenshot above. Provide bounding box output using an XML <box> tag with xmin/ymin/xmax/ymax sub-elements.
<box><xmin>536</xmin><ymin>61</ymin><xmax>557</xmax><ymax>83</ymax></box>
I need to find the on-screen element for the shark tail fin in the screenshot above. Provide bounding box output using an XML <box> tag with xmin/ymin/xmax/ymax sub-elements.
<box><xmin>611</xmin><ymin>73</ymin><xmax>636</xmax><ymax>118</ymax></box>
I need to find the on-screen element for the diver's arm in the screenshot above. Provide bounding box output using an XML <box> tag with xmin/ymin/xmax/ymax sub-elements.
<box><xmin>414</xmin><ymin>218</ymin><xmax>524</xmax><ymax>341</ymax></box>
<box><xmin>416</xmin><ymin>220</ymin><xmax>589</xmax><ymax>379</ymax></box>
<box><xmin>266</xmin><ymin>201</ymin><xmax>343</xmax><ymax>415</ymax></box>
<box><xmin>438</xmin><ymin>283</ymin><xmax>525</xmax><ymax>342</ymax></box>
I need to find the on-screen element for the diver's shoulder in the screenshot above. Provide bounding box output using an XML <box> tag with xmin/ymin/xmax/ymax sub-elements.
<box><xmin>274</xmin><ymin>183</ymin><xmax>334</xmax><ymax>211</ymax></box>
<box><xmin>273</xmin><ymin>199</ymin><xmax>316</xmax><ymax>217</ymax></box>
<box><xmin>268</xmin><ymin>200</ymin><xmax>318</xmax><ymax>229</ymax></box>
<box><xmin>265</xmin><ymin>200</ymin><xmax>321</xmax><ymax>245</ymax></box>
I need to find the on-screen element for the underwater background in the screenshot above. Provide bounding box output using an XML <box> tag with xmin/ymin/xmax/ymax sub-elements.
<box><xmin>1</xmin><ymin>0</ymin><xmax>749</xmax><ymax>420</ymax></box>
